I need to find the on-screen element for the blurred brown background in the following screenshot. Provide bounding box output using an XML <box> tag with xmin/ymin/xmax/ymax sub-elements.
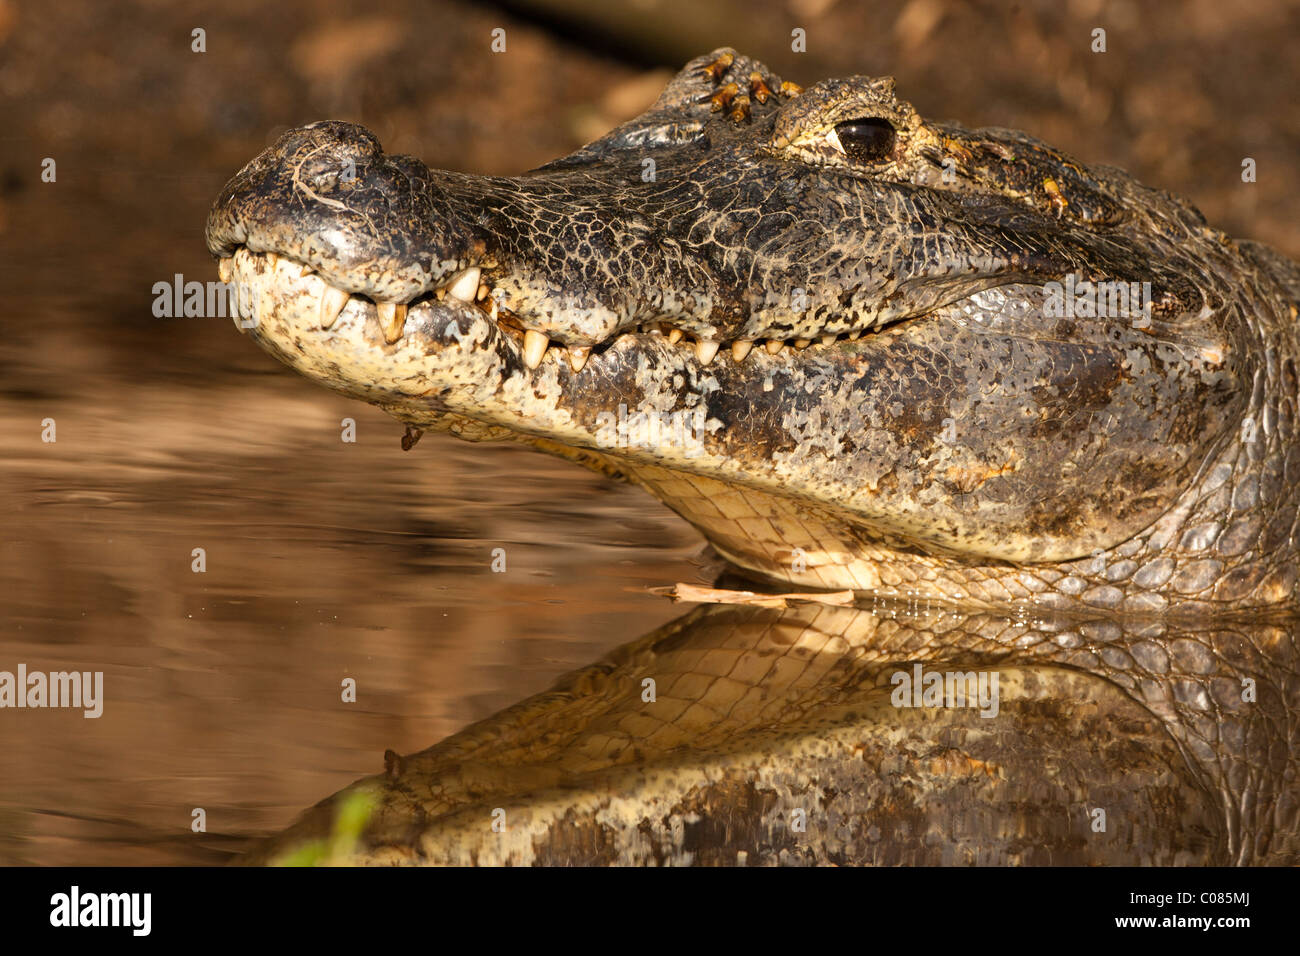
<box><xmin>0</xmin><ymin>0</ymin><xmax>1295</xmax><ymax>863</ymax></box>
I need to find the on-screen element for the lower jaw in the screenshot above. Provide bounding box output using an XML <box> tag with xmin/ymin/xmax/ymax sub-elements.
<box><xmin>224</xmin><ymin>247</ymin><xmax>1065</xmax><ymax>609</ymax></box>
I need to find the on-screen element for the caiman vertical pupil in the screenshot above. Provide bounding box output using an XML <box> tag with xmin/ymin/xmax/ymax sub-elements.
<box><xmin>835</xmin><ymin>118</ymin><xmax>895</xmax><ymax>163</ymax></box>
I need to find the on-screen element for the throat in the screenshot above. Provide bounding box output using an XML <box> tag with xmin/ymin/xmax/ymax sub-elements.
<box><xmin>618</xmin><ymin>465</ymin><xmax>1147</xmax><ymax>613</ymax></box>
<box><xmin>621</xmin><ymin>464</ymin><xmax>971</xmax><ymax>596</ymax></box>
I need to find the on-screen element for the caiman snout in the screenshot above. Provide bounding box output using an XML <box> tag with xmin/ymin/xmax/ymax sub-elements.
<box><xmin>206</xmin><ymin>121</ymin><xmax>482</xmax><ymax>307</ymax></box>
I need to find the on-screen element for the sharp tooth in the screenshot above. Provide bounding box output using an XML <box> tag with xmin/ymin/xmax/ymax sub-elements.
<box><xmin>476</xmin><ymin>283</ymin><xmax>490</xmax><ymax>301</ymax></box>
<box><xmin>298</xmin><ymin>263</ymin><xmax>314</xmax><ymax>278</ymax></box>
<box><xmin>377</xmin><ymin>302</ymin><xmax>408</xmax><ymax>343</ymax></box>
<box><xmin>667</xmin><ymin>328</ymin><xmax>684</xmax><ymax>345</ymax></box>
<box><xmin>217</xmin><ymin>257</ymin><xmax>232</xmax><ymax>282</ymax></box>
<box><xmin>848</xmin><ymin>330</ymin><xmax>863</xmax><ymax>341</ymax></box>
<box><xmin>794</xmin><ymin>338</ymin><xmax>812</xmax><ymax>350</ymax></box>
<box><xmin>446</xmin><ymin>267</ymin><xmax>481</xmax><ymax>303</ymax></box>
<box><xmin>265</xmin><ymin>252</ymin><xmax>279</xmax><ymax>271</ymax></box>
<box><xmin>523</xmin><ymin>329</ymin><xmax>549</xmax><ymax>369</ymax></box>
<box><xmin>695</xmin><ymin>339</ymin><xmax>720</xmax><ymax>365</ymax></box>
<box><xmin>731</xmin><ymin>340</ymin><xmax>753</xmax><ymax>362</ymax></box>
<box><xmin>567</xmin><ymin>346</ymin><xmax>591</xmax><ymax>372</ymax></box>
<box><xmin>320</xmin><ymin>285</ymin><xmax>350</xmax><ymax>329</ymax></box>
<box><xmin>821</xmin><ymin>334</ymin><xmax>837</xmax><ymax>346</ymax></box>
<box><xmin>765</xmin><ymin>339</ymin><xmax>784</xmax><ymax>354</ymax></box>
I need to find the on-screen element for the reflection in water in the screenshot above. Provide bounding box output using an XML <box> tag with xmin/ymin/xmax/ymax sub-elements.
<box><xmin>0</xmin><ymin>362</ymin><xmax>701</xmax><ymax>865</ymax></box>
<box><xmin>250</xmin><ymin>597</ymin><xmax>1299</xmax><ymax>866</ymax></box>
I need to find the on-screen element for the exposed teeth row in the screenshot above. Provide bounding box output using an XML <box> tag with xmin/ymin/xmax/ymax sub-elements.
<box><xmin>223</xmin><ymin>250</ymin><xmax>863</xmax><ymax>368</ymax></box>
<box><xmin>512</xmin><ymin>325</ymin><xmax>864</xmax><ymax>371</ymax></box>
<box><xmin>518</xmin><ymin>331</ymin><xmax>591</xmax><ymax>372</ymax></box>
<box><xmin>225</xmin><ymin>251</ymin><xmax>486</xmax><ymax>345</ymax></box>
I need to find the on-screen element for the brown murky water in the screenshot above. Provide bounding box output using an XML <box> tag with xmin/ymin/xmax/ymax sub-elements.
<box><xmin>0</xmin><ymin>0</ymin><xmax>701</xmax><ymax>865</ymax></box>
<box><xmin>2</xmin><ymin>0</ymin><xmax>1297</xmax><ymax>864</ymax></box>
<box><xmin>0</xmin><ymin>340</ymin><xmax>705</xmax><ymax>864</ymax></box>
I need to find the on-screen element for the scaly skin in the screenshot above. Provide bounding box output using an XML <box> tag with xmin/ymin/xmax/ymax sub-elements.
<box><xmin>242</xmin><ymin>600</ymin><xmax>1298</xmax><ymax>865</ymax></box>
<box><xmin>206</xmin><ymin>49</ymin><xmax>1300</xmax><ymax>613</ymax></box>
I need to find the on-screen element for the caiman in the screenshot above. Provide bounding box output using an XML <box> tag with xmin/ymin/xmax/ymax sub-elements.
<box><xmin>205</xmin><ymin>50</ymin><xmax>1300</xmax><ymax>864</ymax></box>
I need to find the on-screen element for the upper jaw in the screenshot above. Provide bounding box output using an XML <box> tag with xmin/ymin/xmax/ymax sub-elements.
<box><xmin>214</xmin><ymin>240</ymin><xmax>885</xmax><ymax>373</ymax></box>
<box><xmin>207</xmin><ymin>118</ymin><xmax>1172</xmax><ymax>384</ymax></box>
<box><xmin>217</xmin><ymin>245</ymin><xmax>877</xmax><ymax>387</ymax></box>
<box><xmin>204</xmin><ymin>121</ymin><xmax>995</xmax><ymax>366</ymax></box>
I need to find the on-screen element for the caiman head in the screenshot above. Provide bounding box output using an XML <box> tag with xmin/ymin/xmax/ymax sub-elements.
<box><xmin>206</xmin><ymin>49</ymin><xmax>1300</xmax><ymax>614</ymax></box>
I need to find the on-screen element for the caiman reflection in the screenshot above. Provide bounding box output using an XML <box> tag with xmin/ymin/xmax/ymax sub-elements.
<box><xmin>246</xmin><ymin>596</ymin><xmax>1297</xmax><ymax>866</ymax></box>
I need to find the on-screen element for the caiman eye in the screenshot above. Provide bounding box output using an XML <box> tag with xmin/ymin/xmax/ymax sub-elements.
<box><xmin>832</xmin><ymin>118</ymin><xmax>896</xmax><ymax>163</ymax></box>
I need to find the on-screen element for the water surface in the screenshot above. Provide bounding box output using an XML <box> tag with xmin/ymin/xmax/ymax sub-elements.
<box><xmin>0</xmin><ymin>324</ymin><xmax>703</xmax><ymax>863</ymax></box>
